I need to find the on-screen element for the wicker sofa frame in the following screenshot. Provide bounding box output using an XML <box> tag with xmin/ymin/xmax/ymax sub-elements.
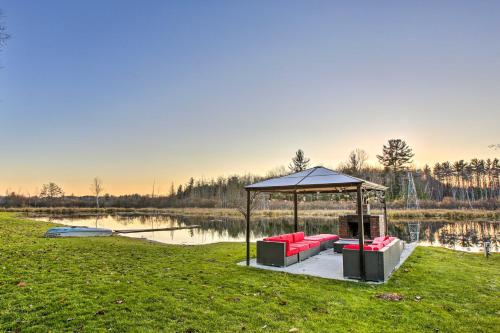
<box><xmin>342</xmin><ymin>238</ymin><xmax>404</xmax><ymax>282</ymax></box>
<box><xmin>256</xmin><ymin>241</ymin><xmax>299</xmax><ymax>267</ymax></box>
<box><xmin>256</xmin><ymin>233</ymin><xmax>338</xmax><ymax>267</ymax></box>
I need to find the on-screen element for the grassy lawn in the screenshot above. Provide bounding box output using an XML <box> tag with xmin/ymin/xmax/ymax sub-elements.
<box><xmin>0</xmin><ymin>213</ymin><xmax>498</xmax><ymax>332</ymax></box>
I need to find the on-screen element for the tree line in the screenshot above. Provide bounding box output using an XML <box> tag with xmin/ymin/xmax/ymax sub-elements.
<box><xmin>1</xmin><ymin>140</ymin><xmax>498</xmax><ymax>209</ymax></box>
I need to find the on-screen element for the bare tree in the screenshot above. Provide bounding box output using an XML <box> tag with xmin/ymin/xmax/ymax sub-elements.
<box><xmin>343</xmin><ymin>148</ymin><xmax>369</xmax><ymax>175</ymax></box>
<box><xmin>266</xmin><ymin>165</ymin><xmax>288</xmax><ymax>178</ymax></box>
<box><xmin>91</xmin><ymin>177</ymin><xmax>104</xmax><ymax>208</ymax></box>
<box><xmin>488</xmin><ymin>144</ymin><xmax>500</xmax><ymax>150</ymax></box>
<box><xmin>40</xmin><ymin>183</ymin><xmax>64</xmax><ymax>207</ymax></box>
<box><xmin>235</xmin><ymin>190</ymin><xmax>260</xmax><ymax>218</ymax></box>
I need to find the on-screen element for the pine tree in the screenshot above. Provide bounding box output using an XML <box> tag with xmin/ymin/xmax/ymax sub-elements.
<box><xmin>377</xmin><ymin>139</ymin><xmax>414</xmax><ymax>196</ymax></box>
<box><xmin>288</xmin><ymin>149</ymin><xmax>310</xmax><ymax>173</ymax></box>
<box><xmin>169</xmin><ymin>182</ymin><xmax>175</xmax><ymax>197</ymax></box>
<box><xmin>377</xmin><ymin>139</ymin><xmax>414</xmax><ymax>173</ymax></box>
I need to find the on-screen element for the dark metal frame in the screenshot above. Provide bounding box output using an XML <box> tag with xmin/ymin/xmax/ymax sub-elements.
<box><xmin>342</xmin><ymin>238</ymin><xmax>404</xmax><ymax>281</ymax></box>
<box><xmin>245</xmin><ymin>178</ymin><xmax>387</xmax><ymax>281</ymax></box>
<box><xmin>256</xmin><ymin>241</ymin><xmax>299</xmax><ymax>267</ymax></box>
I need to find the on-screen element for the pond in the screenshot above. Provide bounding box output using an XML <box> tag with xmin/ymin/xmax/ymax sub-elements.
<box><xmin>35</xmin><ymin>214</ymin><xmax>499</xmax><ymax>252</ymax></box>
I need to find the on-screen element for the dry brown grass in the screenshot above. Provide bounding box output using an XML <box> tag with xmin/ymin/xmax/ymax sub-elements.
<box><xmin>1</xmin><ymin>206</ymin><xmax>498</xmax><ymax>220</ymax></box>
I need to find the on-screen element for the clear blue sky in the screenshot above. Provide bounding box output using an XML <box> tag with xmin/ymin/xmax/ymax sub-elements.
<box><xmin>1</xmin><ymin>0</ymin><xmax>499</xmax><ymax>194</ymax></box>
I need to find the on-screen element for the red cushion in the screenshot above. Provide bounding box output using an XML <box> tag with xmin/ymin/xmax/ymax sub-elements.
<box><xmin>303</xmin><ymin>236</ymin><xmax>322</xmax><ymax>241</ymax></box>
<box><xmin>344</xmin><ymin>244</ymin><xmax>381</xmax><ymax>251</ymax></box>
<box><xmin>318</xmin><ymin>234</ymin><xmax>340</xmax><ymax>241</ymax></box>
<box><xmin>286</xmin><ymin>247</ymin><xmax>300</xmax><ymax>256</ymax></box>
<box><xmin>373</xmin><ymin>236</ymin><xmax>386</xmax><ymax>243</ymax></box>
<box><xmin>304</xmin><ymin>234</ymin><xmax>339</xmax><ymax>242</ymax></box>
<box><xmin>289</xmin><ymin>243</ymin><xmax>309</xmax><ymax>252</ymax></box>
<box><xmin>281</xmin><ymin>234</ymin><xmax>294</xmax><ymax>244</ymax></box>
<box><xmin>263</xmin><ymin>236</ymin><xmax>282</xmax><ymax>242</ymax></box>
<box><xmin>264</xmin><ymin>236</ymin><xmax>291</xmax><ymax>251</ymax></box>
<box><xmin>300</xmin><ymin>240</ymin><xmax>321</xmax><ymax>248</ymax></box>
<box><xmin>292</xmin><ymin>232</ymin><xmax>305</xmax><ymax>242</ymax></box>
<box><xmin>305</xmin><ymin>236</ymin><xmax>326</xmax><ymax>241</ymax></box>
<box><xmin>366</xmin><ymin>245</ymin><xmax>381</xmax><ymax>251</ymax></box>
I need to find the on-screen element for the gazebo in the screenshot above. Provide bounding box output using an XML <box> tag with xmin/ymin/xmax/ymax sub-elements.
<box><xmin>244</xmin><ymin>166</ymin><xmax>388</xmax><ymax>280</ymax></box>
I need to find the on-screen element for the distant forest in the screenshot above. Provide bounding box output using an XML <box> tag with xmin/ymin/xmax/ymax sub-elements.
<box><xmin>1</xmin><ymin>140</ymin><xmax>499</xmax><ymax>210</ymax></box>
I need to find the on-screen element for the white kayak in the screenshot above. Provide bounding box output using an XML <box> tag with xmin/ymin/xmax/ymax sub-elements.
<box><xmin>45</xmin><ymin>226</ymin><xmax>113</xmax><ymax>238</ymax></box>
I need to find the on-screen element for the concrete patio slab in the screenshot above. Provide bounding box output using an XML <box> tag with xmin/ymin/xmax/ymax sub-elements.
<box><xmin>238</xmin><ymin>242</ymin><xmax>418</xmax><ymax>283</ymax></box>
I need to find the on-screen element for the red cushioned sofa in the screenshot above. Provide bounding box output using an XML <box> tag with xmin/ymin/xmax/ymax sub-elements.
<box><xmin>304</xmin><ymin>234</ymin><xmax>340</xmax><ymax>250</ymax></box>
<box><xmin>342</xmin><ymin>236</ymin><xmax>404</xmax><ymax>282</ymax></box>
<box><xmin>256</xmin><ymin>232</ymin><xmax>339</xmax><ymax>267</ymax></box>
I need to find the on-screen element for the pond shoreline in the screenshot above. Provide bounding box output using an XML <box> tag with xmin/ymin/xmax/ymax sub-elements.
<box><xmin>31</xmin><ymin>212</ymin><xmax>498</xmax><ymax>252</ymax></box>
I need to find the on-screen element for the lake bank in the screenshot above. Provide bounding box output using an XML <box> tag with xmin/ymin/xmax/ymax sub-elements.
<box><xmin>33</xmin><ymin>213</ymin><xmax>499</xmax><ymax>252</ymax></box>
<box><xmin>0</xmin><ymin>212</ymin><xmax>498</xmax><ymax>332</ymax></box>
<box><xmin>3</xmin><ymin>206</ymin><xmax>499</xmax><ymax>221</ymax></box>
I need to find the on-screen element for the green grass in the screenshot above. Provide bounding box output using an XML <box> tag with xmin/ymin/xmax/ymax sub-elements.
<box><xmin>0</xmin><ymin>213</ymin><xmax>498</xmax><ymax>332</ymax></box>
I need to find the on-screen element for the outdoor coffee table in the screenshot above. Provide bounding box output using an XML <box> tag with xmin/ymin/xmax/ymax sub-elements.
<box><xmin>333</xmin><ymin>239</ymin><xmax>361</xmax><ymax>253</ymax></box>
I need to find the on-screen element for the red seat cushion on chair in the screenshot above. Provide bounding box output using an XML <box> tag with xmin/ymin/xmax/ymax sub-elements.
<box><xmin>292</xmin><ymin>232</ymin><xmax>305</xmax><ymax>242</ymax></box>
<box><xmin>304</xmin><ymin>235</ymin><xmax>323</xmax><ymax>241</ymax></box>
<box><xmin>289</xmin><ymin>243</ymin><xmax>309</xmax><ymax>252</ymax></box>
<box><xmin>378</xmin><ymin>238</ymin><xmax>393</xmax><ymax>246</ymax></box>
<box><xmin>286</xmin><ymin>247</ymin><xmax>300</xmax><ymax>257</ymax></box>
<box><xmin>263</xmin><ymin>236</ymin><xmax>282</xmax><ymax>242</ymax></box>
<box><xmin>276</xmin><ymin>234</ymin><xmax>294</xmax><ymax>252</ymax></box>
<box><xmin>317</xmin><ymin>234</ymin><xmax>340</xmax><ymax>241</ymax></box>
<box><xmin>299</xmin><ymin>240</ymin><xmax>321</xmax><ymax>248</ymax></box>
<box><xmin>281</xmin><ymin>234</ymin><xmax>295</xmax><ymax>244</ymax></box>
<box><xmin>304</xmin><ymin>235</ymin><xmax>323</xmax><ymax>240</ymax></box>
<box><xmin>263</xmin><ymin>235</ymin><xmax>291</xmax><ymax>252</ymax></box>
<box><xmin>305</xmin><ymin>234</ymin><xmax>339</xmax><ymax>242</ymax></box>
<box><xmin>344</xmin><ymin>244</ymin><xmax>381</xmax><ymax>251</ymax></box>
<box><xmin>304</xmin><ymin>234</ymin><xmax>338</xmax><ymax>242</ymax></box>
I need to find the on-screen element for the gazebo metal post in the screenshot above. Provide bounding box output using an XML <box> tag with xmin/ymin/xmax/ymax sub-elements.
<box><xmin>357</xmin><ymin>185</ymin><xmax>366</xmax><ymax>280</ymax></box>
<box><xmin>293</xmin><ymin>191</ymin><xmax>298</xmax><ymax>232</ymax></box>
<box><xmin>246</xmin><ymin>190</ymin><xmax>251</xmax><ymax>266</ymax></box>
<box><xmin>382</xmin><ymin>194</ymin><xmax>388</xmax><ymax>236</ymax></box>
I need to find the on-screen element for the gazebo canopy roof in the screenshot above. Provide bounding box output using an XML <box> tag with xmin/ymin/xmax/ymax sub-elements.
<box><xmin>245</xmin><ymin>166</ymin><xmax>387</xmax><ymax>193</ymax></box>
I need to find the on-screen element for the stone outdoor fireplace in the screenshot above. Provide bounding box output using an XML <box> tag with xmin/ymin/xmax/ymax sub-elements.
<box><xmin>338</xmin><ymin>205</ymin><xmax>386</xmax><ymax>239</ymax></box>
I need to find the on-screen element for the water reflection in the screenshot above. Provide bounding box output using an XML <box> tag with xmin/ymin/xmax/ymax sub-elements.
<box><xmin>389</xmin><ymin>221</ymin><xmax>499</xmax><ymax>252</ymax></box>
<box><xmin>37</xmin><ymin>214</ymin><xmax>498</xmax><ymax>252</ymax></box>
